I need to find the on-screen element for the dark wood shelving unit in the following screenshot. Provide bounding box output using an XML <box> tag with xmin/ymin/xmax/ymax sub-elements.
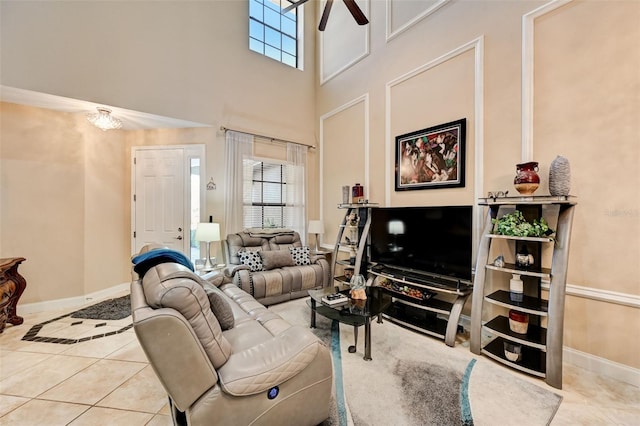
<box><xmin>370</xmin><ymin>269</ymin><xmax>472</xmax><ymax>346</ymax></box>
<box><xmin>330</xmin><ymin>203</ymin><xmax>378</xmax><ymax>285</ymax></box>
<box><xmin>483</xmin><ymin>316</ymin><xmax>547</xmax><ymax>350</ymax></box>
<box><xmin>483</xmin><ymin>337</ymin><xmax>547</xmax><ymax>378</ymax></box>
<box><xmin>470</xmin><ymin>195</ymin><xmax>576</xmax><ymax>389</ymax></box>
<box><xmin>485</xmin><ymin>290</ymin><xmax>549</xmax><ymax>315</ymax></box>
<box><xmin>382</xmin><ymin>302</ymin><xmax>449</xmax><ymax>341</ymax></box>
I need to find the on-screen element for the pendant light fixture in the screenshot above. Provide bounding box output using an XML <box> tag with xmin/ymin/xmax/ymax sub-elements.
<box><xmin>86</xmin><ymin>107</ymin><xmax>123</xmax><ymax>131</ymax></box>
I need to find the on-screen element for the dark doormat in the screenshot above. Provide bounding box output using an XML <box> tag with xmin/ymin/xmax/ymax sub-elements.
<box><xmin>71</xmin><ymin>295</ymin><xmax>131</xmax><ymax>321</ymax></box>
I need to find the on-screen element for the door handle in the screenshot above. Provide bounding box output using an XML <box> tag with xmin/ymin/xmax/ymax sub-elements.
<box><xmin>175</xmin><ymin>236</ymin><xmax>183</xmax><ymax>240</ymax></box>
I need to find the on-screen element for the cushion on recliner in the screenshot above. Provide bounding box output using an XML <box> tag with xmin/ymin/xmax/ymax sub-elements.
<box><xmin>205</xmin><ymin>274</ymin><xmax>225</xmax><ymax>287</ymax></box>
<box><xmin>259</xmin><ymin>250</ymin><xmax>295</xmax><ymax>270</ymax></box>
<box><xmin>238</xmin><ymin>250</ymin><xmax>263</xmax><ymax>272</ymax></box>
<box><xmin>290</xmin><ymin>246</ymin><xmax>311</xmax><ymax>266</ymax></box>
<box><xmin>268</xmin><ymin>232</ymin><xmax>302</xmax><ymax>250</ymax></box>
<box><xmin>203</xmin><ymin>285</ymin><xmax>235</xmax><ymax>330</ymax></box>
<box><xmin>142</xmin><ymin>263</ymin><xmax>232</xmax><ymax>368</ymax></box>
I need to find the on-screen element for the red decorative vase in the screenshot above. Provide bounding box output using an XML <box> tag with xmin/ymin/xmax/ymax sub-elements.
<box><xmin>514</xmin><ymin>161</ymin><xmax>540</xmax><ymax>195</ymax></box>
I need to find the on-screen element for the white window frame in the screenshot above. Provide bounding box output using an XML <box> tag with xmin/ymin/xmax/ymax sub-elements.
<box><xmin>249</xmin><ymin>0</ymin><xmax>304</xmax><ymax>70</ymax></box>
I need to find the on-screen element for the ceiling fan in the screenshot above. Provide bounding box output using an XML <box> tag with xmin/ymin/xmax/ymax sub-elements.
<box><xmin>283</xmin><ymin>0</ymin><xmax>369</xmax><ymax>31</ymax></box>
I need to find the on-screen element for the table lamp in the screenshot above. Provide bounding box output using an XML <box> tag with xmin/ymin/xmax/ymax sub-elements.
<box><xmin>195</xmin><ymin>221</ymin><xmax>221</xmax><ymax>270</ymax></box>
<box><xmin>387</xmin><ymin>220</ymin><xmax>405</xmax><ymax>253</ymax></box>
<box><xmin>308</xmin><ymin>220</ymin><xmax>324</xmax><ymax>253</ymax></box>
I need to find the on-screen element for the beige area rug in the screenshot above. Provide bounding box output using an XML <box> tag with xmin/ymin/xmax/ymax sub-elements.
<box><xmin>269</xmin><ymin>298</ymin><xmax>562</xmax><ymax>426</ymax></box>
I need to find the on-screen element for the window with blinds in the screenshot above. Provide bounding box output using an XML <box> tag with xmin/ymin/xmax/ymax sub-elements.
<box><xmin>243</xmin><ymin>159</ymin><xmax>288</xmax><ymax>228</ymax></box>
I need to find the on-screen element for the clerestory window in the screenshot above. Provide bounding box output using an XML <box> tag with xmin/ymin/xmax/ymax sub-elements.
<box><xmin>249</xmin><ymin>0</ymin><xmax>301</xmax><ymax>69</ymax></box>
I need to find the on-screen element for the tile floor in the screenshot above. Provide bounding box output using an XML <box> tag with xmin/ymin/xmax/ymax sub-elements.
<box><xmin>0</xmin><ymin>292</ymin><xmax>172</xmax><ymax>426</ymax></box>
<box><xmin>1</xmin><ymin>292</ymin><xmax>639</xmax><ymax>425</ymax></box>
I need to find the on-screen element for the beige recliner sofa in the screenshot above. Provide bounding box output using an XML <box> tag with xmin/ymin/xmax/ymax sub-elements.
<box><xmin>223</xmin><ymin>230</ymin><xmax>331</xmax><ymax>306</ymax></box>
<box><xmin>131</xmin><ymin>254</ymin><xmax>333</xmax><ymax>425</ymax></box>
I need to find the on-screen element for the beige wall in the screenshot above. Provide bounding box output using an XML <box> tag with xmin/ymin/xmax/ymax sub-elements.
<box><xmin>315</xmin><ymin>0</ymin><xmax>639</xmax><ymax>369</ymax></box>
<box><xmin>0</xmin><ymin>102</ymin><xmax>130</xmax><ymax>302</ymax></box>
<box><xmin>0</xmin><ymin>1</ymin><xmax>316</xmax><ymax>141</ymax></box>
<box><xmin>0</xmin><ymin>0</ymin><xmax>318</xmax><ymax>304</ymax></box>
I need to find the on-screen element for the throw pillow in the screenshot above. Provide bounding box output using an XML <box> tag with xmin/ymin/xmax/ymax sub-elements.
<box><xmin>238</xmin><ymin>250</ymin><xmax>263</xmax><ymax>272</ymax></box>
<box><xmin>260</xmin><ymin>250</ymin><xmax>295</xmax><ymax>270</ymax></box>
<box><xmin>203</xmin><ymin>285</ymin><xmax>235</xmax><ymax>330</ymax></box>
<box><xmin>203</xmin><ymin>273</ymin><xmax>225</xmax><ymax>288</ymax></box>
<box><xmin>290</xmin><ymin>246</ymin><xmax>311</xmax><ymax>266</ymax></box>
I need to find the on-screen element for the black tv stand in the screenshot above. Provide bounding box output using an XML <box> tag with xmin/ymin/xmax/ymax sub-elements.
<box><xmin>369</xmin><ymin>264</ymin><xmax>472</xmax><ymax>346</ymax></box>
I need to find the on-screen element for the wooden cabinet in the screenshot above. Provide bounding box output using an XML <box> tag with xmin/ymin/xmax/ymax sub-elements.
<box><xmin>0</xmin><ymin>257</ymin><xmax>27</xmax><ymax>333</ymax></box>
<box><xmin>470</xmin><ymin>196</ymin><xmax>576</xmax><ymax>389</ymax></box>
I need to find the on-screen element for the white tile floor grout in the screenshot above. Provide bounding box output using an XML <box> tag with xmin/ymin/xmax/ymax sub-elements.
<box><xmin>1</xmin><ymin>292</ymin><xmax>639</xmax><ymax>425</ymax></box>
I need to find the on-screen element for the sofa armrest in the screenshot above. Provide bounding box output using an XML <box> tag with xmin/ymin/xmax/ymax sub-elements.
<box><xmin>309</xmin><ymin>254</ymin><xmax>325</xmax><ymax>263</ymax></box>
<box><xmin>224</xmin><ymin>264</ymin><xmax>250</xmax><ymax>278</ymax></box>
<box><xmin>217</xmin><ymin>326</ymin><xmax>323</xmax><ymax>396</ymax></box>
<box><xmin>310</xmin><ymin>256</ymin><xmax>331</xmax><ymax>288</ymax></box>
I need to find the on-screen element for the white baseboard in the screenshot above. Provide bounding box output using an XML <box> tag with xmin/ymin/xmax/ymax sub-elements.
<box><xmin>563</xmin><ymin>346</ymin><xmax>640</xmax><ymax>388</ymax></box>
<box><xmin>18</xmin><ymin>282</ymin><xmax>130</xmax><ymax>315</ymax></box>
<box><xmin>458</xmin><ymin>314</ymin><xmax>640</xmax><ymax>388</ymax></box>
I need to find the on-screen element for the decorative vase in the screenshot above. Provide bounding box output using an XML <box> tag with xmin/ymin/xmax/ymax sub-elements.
<box><xmin>549</xmin><ymin>155</ymin><xmax>571</xmax><ymax>196</ymax></box>
<box><xmin>515</xmin><ymin>246</ymin><xmax>534</xmax><ymax>267</ymax></box>
<box><xmin>342</xmin><ymin>185</ymin><xmax>350</xmax><ymax>204</ymax></box>
<box><xmin>509</xmin><ymin>274</ymin><xmax>524</xmax><ymax>302</ymax></box>
<box><xmin>508</xmin><ymin>309</ymin><xmax>529</xmax><ymax>334</ymax></box>
<box><xmin>352</xmin><ymin>183</ymin><xmax>364</xmax><ymax>203</ymax></box>
<box><xmin>514</xmin><ymin>161</ymin><xmax>540</xmax><ymax>195</ymax></box>
<box><xmin>503</xmin><ymin>341</ymin><xmax>523</xmax><ymax>362</ymax></box>
<box><xmin>349</xmin><ymin>274</ymin><xmax>367</xmax><ymax>300</ymax></box>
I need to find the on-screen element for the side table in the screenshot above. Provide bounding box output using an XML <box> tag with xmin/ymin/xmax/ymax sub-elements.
<box><xmin>311</xmin><ymin>249</ymin><xmax>332</xmax><ymax>266</ymax></box>
<box><xmin>0</xmin><ymin>257</ymin><xmax>27</xmax><ymax>333</ymax></box>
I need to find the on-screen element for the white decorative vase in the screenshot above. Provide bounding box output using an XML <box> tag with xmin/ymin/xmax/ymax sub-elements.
<box><xmin>549</xmin><ymin>155</ymin><xmax>571</xmax><ymax>196</ymax></box>
<box><xmin>509</xmin><ymin>274</ymin><xmax>523</xmax><ymax>302</ymax></box>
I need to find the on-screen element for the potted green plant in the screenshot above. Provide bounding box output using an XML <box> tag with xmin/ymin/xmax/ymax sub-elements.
<box><xmin>491</xmin><ymin>210</ymin><xmax>554</xmax><ymax>238</ymax></box>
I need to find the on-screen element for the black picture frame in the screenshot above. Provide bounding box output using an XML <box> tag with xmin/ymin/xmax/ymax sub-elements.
<box><xmin>395</xmin><ymin>118</ymin><xmax>466</xmax><ymax>191</ymax></box>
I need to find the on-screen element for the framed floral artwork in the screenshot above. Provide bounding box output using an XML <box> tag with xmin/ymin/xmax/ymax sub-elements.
<box><xmin>395</xmin><ymin>118</ymin><xmax>466</xmax><ymax>191</ymax></box>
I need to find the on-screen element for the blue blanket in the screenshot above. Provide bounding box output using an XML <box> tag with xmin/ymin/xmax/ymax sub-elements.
<box><xmin>132</xmin><ymin>248</ymin><xmax>194</xmax><ymax>276</ymax></box>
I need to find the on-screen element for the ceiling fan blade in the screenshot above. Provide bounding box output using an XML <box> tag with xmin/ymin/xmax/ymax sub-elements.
<box><xmin>282</xmin><ymin>0</ymin><xmax>312</xmax><ymax>14</ymax></box>
<box><xmin>342</xmin><ymin>0</ymin><xmax>369</xmax><ymax>25</ymax></box>
<box><xmin>318</xmin><ymin>0</ymin><xmax>334</xmax><ymax>31</ymax></box>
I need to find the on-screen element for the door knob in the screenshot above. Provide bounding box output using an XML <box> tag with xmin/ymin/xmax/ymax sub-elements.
<box><xmin>175</xmin><ymin>236</ymin><xmax>183</xmax><ymax>240</ymax></box>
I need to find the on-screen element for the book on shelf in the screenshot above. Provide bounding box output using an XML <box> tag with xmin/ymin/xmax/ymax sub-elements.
<box><xmin>321</xmin><ymin>293</ymin><xmax>349</xmax><ymax>306</ymax></box>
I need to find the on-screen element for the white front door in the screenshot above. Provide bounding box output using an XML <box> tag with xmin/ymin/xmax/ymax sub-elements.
<box><xmin>132</xmin><ymin>144</ymin><xmax>206</xmax><ymax>257</ymax></box>
<box><xmin>133</xmin><ymin>148</ymin><xmax>186</xmax><ymax>253</ymax></box>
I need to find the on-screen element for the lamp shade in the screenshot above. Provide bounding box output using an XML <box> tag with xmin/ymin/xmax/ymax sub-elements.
<box><xmin>308</xmin><ymin>220</ymin><xmax>324</xmax><ymax>234</ymax></box>
<box><xmin>195</xmin><ymin>222</ymin><xmax>221</xmax><ymax>242</ymax></box>
<box><xmin>388</xmin><ymin>220</ymin><xmax>405</xmax><ymax>235</ymax></box>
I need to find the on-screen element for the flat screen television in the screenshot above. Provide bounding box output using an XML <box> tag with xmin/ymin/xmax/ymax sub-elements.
<box><xmin>369</xmin><ymin>206</ymin><xmax>473</xmax><ymax>283</ymax></box>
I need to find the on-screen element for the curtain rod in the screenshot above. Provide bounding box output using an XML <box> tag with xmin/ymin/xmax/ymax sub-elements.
<box><xmin>220</xmin><ymin>126</ymin><xmax>316</xmax><ymax>150</ymax></box>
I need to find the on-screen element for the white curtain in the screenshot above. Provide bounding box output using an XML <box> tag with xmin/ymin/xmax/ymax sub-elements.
<box><xmin>224</xmin><ymin>131</ymin><xmax>253</xmax><ymax>235</ymax></box>
<box><xmin>286</xmin><ymin>142</ymin><xmax>307</xmax><ymax>244</ymax></box>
